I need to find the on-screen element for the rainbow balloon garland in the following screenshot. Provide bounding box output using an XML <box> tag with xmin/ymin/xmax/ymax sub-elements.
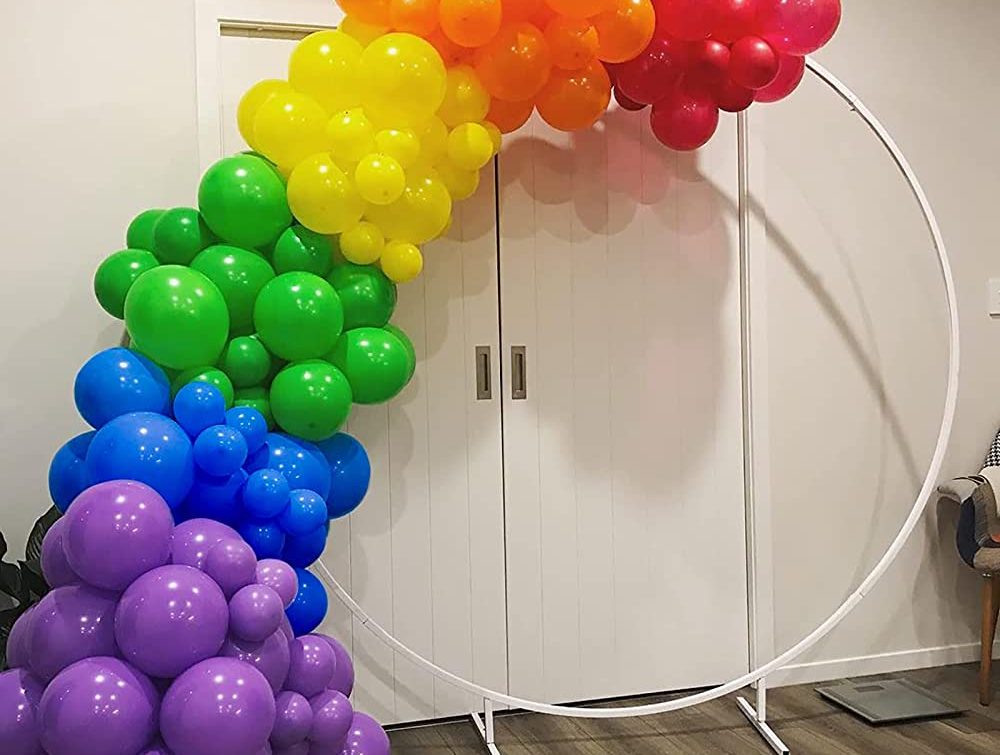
<box><xmin>0</xmin><ymin>1</ymin><xmax>840</xmax><ymax>754</ymax></box>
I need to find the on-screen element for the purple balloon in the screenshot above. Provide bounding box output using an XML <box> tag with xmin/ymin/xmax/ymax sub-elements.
<box><xmin>160</xmin><ymin>657</ymin><xmax>276</xmax><ymax>755</ymax></box>
<box><xmin>285</xmin><ymin>635</ymin><xmax>335</xmax><ymax>698</ymax></box>
<box><xmin>39</xmin><ymin>657</ymin><xmax>158</xmax><ymax>755</ymax></box>
<box><xmin>270</xmin><ymin>691</ymin><xmax>313</xmax><ymax>749</ymax></box>
<box><xmin>116</xmin><ymin>564</ymin><xmax>228</xmax><ymax>678</ymax></box>
<box><xmin>221</xmin><ymin>629</ymin><xmax>291</xmax><ymax>693</ymax></box>
<box><xmin>40</xmin><ymin>518</ymin><xmax>79</xmax><ymax>588</ymax></box>
<box><xmin>341</xmin><ymin>713</ymin><xmax>390</xmax><ymax>755</ymax></box>
<box><xmin>318</xmin><ymin>634</ymin><xmax>355</xmax><ymax>697</ymax></box>
<box><xmin>309</xmin><ymin>690</ymin><xmax>353</xmax><ymax>748</ymax></box>
<box><xmin>274</xmin><ymin>744</ymin><xmax>310</xmax><ymax>755</ymax></box>
<box><xmin>229</xmin><ymin>584</ymin><xmax>285</xmax><ymax>642</ymax></box>
<box><xmin>256</xmin><ymin>559</ymin><xmax>299</xmax><ymax>608</ymax></box>
<box><xmin>139</xmin><ymin>740</ymin><xmax>173</xmax><ymax>755</ymax></box>
<box><xmin>0</xmin><ymin>669</ymin><xmax>44</xmax><ymax>755</ymax></box>
<box><xmin>63</xmin><ymin>480</ymin><xmax>173</xmax><ymax>591</ymax></box>
<box><xmin>171</xmin><ymin>518</ymin><xmax>241</xmax><ymax>570</ymax></box>
<box><xmin>6</xmin><ymin>607</ymin><xmax>35</xmax><ymax>670</ymax></box>
<box><xmin>279</xmin><ymin>614</ymin><xmax>295</xmax><ymax>642</ymax></box>
<box><xmin>205</xmin><ymin>539</ymin><xmax>258</xmax><ymax>598</ymax></box>
<box><xmin>27</xmin><ymin>585</ymin><xmax>118</xmax><ymax>682</ymax></box>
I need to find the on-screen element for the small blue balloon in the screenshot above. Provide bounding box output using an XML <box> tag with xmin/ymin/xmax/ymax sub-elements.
<box><xmin>85</xmin><ymin>411</ymin><xmax>194</xmax><ymax>508</ymax></box>
<box><xmin>48</xmin><ymin>431</ymin><xmax>96</xmax><ymax>512</ymax></box>
<box><xmin>193</xmin><ymin>425</ymin><xmax>248</xmax><ymax>477</ymax></box>
<box><xmin>73</xmin><ymin>348</ymin><xmax>171</xmax><ymax>429</ymax></box>
<box><xmin>184</xmin><ymin>469</ymin><xmax>247</xmax><ymax>525</ymax></box>
<box><xmin>239</xmin><ymin>520</ymin><xmax>286</xmax><ymax>559</ymax></box>
<box><xmin>173</xmin><ymin>383</ymin><xmax>226</xmax><ymax>438</ymax></box>
<box><xmin>281</xmin><ymin>524</ymin><xmax>328</xmax><ymax>568</ymax></box>
<box><xmin>225</xmin><ymin>407</ymin><xmax>268</xmax><ymax>453</ymax></box>
<box><xmin>278</xmin><ymin>490</ymin><xmax>328</xmax><ymax>537</ymax></box>
<box><xmin>286</xmin><ymin>568</ymin><xmax>328</xmax><ymax>636</ymax></box>
<box><xmin>317</xmin><ymin>433</ymin><xmax>371</xmax><ymax>519</ymax></box>
<box><xmin>246</xmin><ymin>434</ymin><xmax>331</xmax><ymax>499</ymax></box>
<box><xmin>243</xmin><ymin>469</ymin><xmax>291</xmax><ymax>520</ymax></box>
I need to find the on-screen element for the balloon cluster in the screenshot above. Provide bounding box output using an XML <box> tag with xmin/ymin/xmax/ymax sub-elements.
<box><xmin>93</xmin><ymin>154</ymin><xmax>416</xmax><ymax>442</ymax></box>
<box><xmin>0</xmin><ymin>479</ymin><xmax>389</xmax><ymax>755</ymax></box>
<box><xmin>609</xmin><ymin>0</ymin><xmax>841</xmax><ymax>150</ymax></box>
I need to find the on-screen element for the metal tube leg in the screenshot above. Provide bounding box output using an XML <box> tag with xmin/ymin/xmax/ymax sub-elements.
<box><xmin>470</xmin><ymin>698</ymin><xmax>502</xmax><ymax>755</ymax></box>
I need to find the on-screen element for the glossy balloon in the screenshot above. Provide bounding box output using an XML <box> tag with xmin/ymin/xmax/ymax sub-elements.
<box><xmin>199</xmin><ymin>155</ymin><xmax>292</xmax><ymax>250</ymax></box>
<box><xmin>171</xmin><ymin>518</ymin><xmax>241</xmax><ymax>570</ymax></box>
<box><xmin>271</xmin><ymin>691</ymin><xmax>313</xmax><ymax>748</ymax></box>
<box><xmin>183</xmin><ymin>469</ymin><xmax>246</xmax><ymax>526</ymax></box>
<box><xmin>126</xmin><ymin>209</ymin><xmax>164</xmax><ymax>252</ymax></box>
<box><xmin>28</xmin><ymin>585</ymin><xmax>118</xmax><ymax>682</ymax></box>
<box><xmin>270</xmin><ymin>361</ymin><xmax>353</xmax><ymax>442</ymax></box>
<box><xmin>714</xmin><ymin>0</ymin><xmax>758</xmax><ymax>42</ymax></box>
<box><xmin>365</xmin><ymin>169</ymin><xmax>452</xmax><ymax>245</ymax></box>
<box><xmin>650</xmin><ymin>82</ymin><xmax>720</xmax><ymax>151</ymax></box>
<box><xmin>354</xmin><ymin>153</ymin><xmax>406</xmax><ymax>205</ymax></box>
<box><xmin>729</xmin><ymin>36</ymin><xmax>779</xmax><ymax>89</ymax></box>
<box><xmin>230</xmin><ymin>584</ymin><xmax>285</xmax><ymax>642</ymax></box>
<box><xmin>6</xmin><ymin>608</ymin><xmax>34</xmax><ymax>670</ymax></box>
<box><xmin>94</xmin><ymin>249</ymin><xmax>160</xmax><ymax>319</ymax></box>
<box><xmin>384</xmin><ymin>324</ymin><xmax>416</xmax><ymax>380</ymax></box>
<box><xmin>235</xmin><ymin>387</ymin><xmax>275</xmax><ymax>430</ymax></box>
<box><xmin>194</xmin><ymin>424</ymin><xmax>248</xmax><ymax>476</ymax></box>
<box><xmin>475</xmin><ymin>22</ymin><xmax>551</xmax><ymax>103</ymax></box>
<box><xmin>204</xmin><ymin>538</ymin><xmax>257</xmax><ymax>598</ymax></box>
<box><xmin>326</xmin><ymin>327</ymin><xmax>413</xmax><ymax>404</ymax></box>
<box><xmin>438</xmin><ymin>65</ymin><xmax>491</xmax><ymax>127</ymax></box>
<box><xmin>447</xmin><ymin>122</ymin><xmax>494</xmax><ymax>171</ymax></box>
<box><xmin>374</xmin><ymin>127</ymin><xmax>422</xmax><ymax>168</ymax></box>
<box><xmin>713</xmin><ymin>78</ymin><xmax>755</xmax><ymax>112</ymax></box>
<box><xmin>279</xmin><ymin>490</ymin><xmax>328</xmax><ymax>536</ymax></box>
<box><xmin>545</xmin><ymin>16</ymin><xmax>600</xmax><ymax>70</ymax></box>
<box><xmin>174</xmin><ymin>381</ymin><xmax>228</xmax><ymax>437</ymax></box>
<box><xmin>240</xmin><ymin>520</ymin><xmax>288</xmax><ymax>559</ymax></box>
<box><xmin>0</xmin><ymin>668</ymin><xmax>43</xmax><ymax>755</ymax></box>
<box><xmin>257</xmin><ymin>560</ymin><xmax>299</xmax><ymax>609</ymax></box>
<box><xmin>286</xmin><ymin>568</ymin><xmax>328</xmax><ymax>636</ymax></box>
<box><xmin>487</xmin><ymin>96</ymin><xmax>535</xmax><ymax>133</ymax></box>
<box><xmin>221</xmin><ymin>629</ymin><xmax>291</xmax><ymax>694</ymax></box>
<box><xmin>221</xmin><ymin>336</ymin><xmax>272</xmax><ymax>389</ymax></box>
<box><xmin>358</xmin><ymin>33</ymin><xmax>447</xmax><ymax>128</ymax></box>
<box><xmin>340</xmin><ymin>222</ymin><xmax>386</xmax><ymax>265</ymax></box>
<box><xmin>317</xmin><ymin>433</ymin><xmax>371</xmax><ymax>519</ymax></box>
<box><xmin>592</xmin><ymin>0</ymin><xmax>656</xmax><ymax>63</ymax></box>
<box><xmin>380</xmin><ymin>241</ymin><xmax>424</xmax><ymax>284</ymax></box>
<box><xmin>273</xmin><ymin>225</ymin><xmax>334</xmax><ymax>277</ymax></box>
<box><xmin>755</xmin><ymin>53</ymin><xmax>806</xmax><ymax>102</ymax></box>
<box><xmin>440</xmin><ymin>0</ymin><xmax>502</xmax><ymax>47</ymax></box>
<box><xmin>326</xmin><ymin>107</ymin><xmax>375</xmax><ymax>163</ymax></box>
<box><xmin>318</xmin><ymin>633</ymin><xmax>356</xmax><ymax>696</ymax></box>
<box><xmin>174</xmin><ymin>366</ymin><xmax>235</xmax><ymax>408</ymax></box>
<box><xmin>238</xmin><ymin>80</ymin><xmax>292</xmax><ymax>152</ymax></box>
<box><xmin>288</xmin><ymin>31</ymin><xmax>363</xmax><ymax>113</ymax></box>
<box><xmin>615</xmin><ymin>35</ymin><xmax>691</xmax><ymax>105</ymax></box>
<box><xmin>326</xmin><ymin>263</ymin><xmax>397</xmax><ymax>329</ymax></box>
<box><xmin>286</xmin><ymin>635</ymin><xmax>336</xmax><ymax>697</ymax></box>
<box><xmin>191</xmin><ymin>246</ymin><xmax>276</xmax><ymax>333</ymax></box>
<box><xmin>40</xmin><ymin>518</ymin><xmax>79</xmax><ymax>588</ymax></box>
<box><xmin>341</xmin><ymin>713</ymin><xmax>391</xmax><ymax>755</ymax></box>
<box><xmin>287</xmin><ymin>154</ymin><xmax>366</xmax><ymax>235</ymax></box>
<box><xmin>48</xmin><ymin>432</ymin><xmax>96</xmax><ymax>512</ymax></box>
<box><xmin>74</xmin><ymin>348</ymin><xmax>170</xmax><ymax>429</ymax></box>
<box><xmin>226</xmin><ymin>406</ymin><xmax>269</xmax><ymax>452</ymax></box>
<box><xmin>247</xmin><ymin>434</ymin><xmax>331</xmax><ymax>499</ymax></box>
<box><xmin>254</xmin><ymin>272</ymin><xmax>345</xmax><ymax>361</ymax></box>
<box><xmin>254</xmin><ymin>90</ymin><xmax>329</xmax><ymax>168</ymax></box>
<box><xmin>152</xmin><ymin>207</ymin><xmax>216</xmax><ymax>265</ymax></box>
<box><xmin>310</xmin><ymin>690</ymin><xmax>354</xmax><ymax>748</ymax></box>
<box><xmin>281</xmin><ymin>525</ymin><xmax>329</xmax><ymax>569</ymax></box>
<box><xmin>757</xmin><ymin>0</ymin><xmax>842</xmax><ymax>55</ymax></box>
<box><xmin>534</xmin><ymin>58</ymin><xmax>611</xmax><ymax>132</ymax></box>
<box><xmin>654</xmin><ymin>0</ymin><xmax>721</xmax><ymax>40</ymax></box>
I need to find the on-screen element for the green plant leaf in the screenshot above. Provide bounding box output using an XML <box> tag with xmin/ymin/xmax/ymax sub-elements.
<box><xmin>25</xmin><ymin>506</ymin><xmax>61</xmax><ymax>564</ymax></box>
<box><xmin>19</xmin><ymin>562</ymin><xmax>48</xmax><ymax>601</ymax></box>
<box><xmin>0</xmin><ymin>563</ymin><xmax>22</xmax><ymax>602</ymax></box>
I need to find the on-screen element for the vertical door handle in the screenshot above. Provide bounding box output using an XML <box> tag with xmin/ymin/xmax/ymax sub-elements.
<box><xmin>475</xmin><ymin>346</ymin><xmax>492</xmax><ymax>400</ymax></box>
<box><xmin>511</xmin><ymin>346</ymin><xmax>527</xmax><ymax>400</ymax></box>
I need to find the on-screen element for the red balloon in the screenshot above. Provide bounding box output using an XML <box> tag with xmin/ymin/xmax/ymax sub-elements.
<box><xmin>755</xmin><ymin>53</ymin><xmax>805</xmax><ymax>102</ymax></box>
<box><xmin>614</xmin><ymin>87</ymin><xmax>646</xmax><ymax>111</ymax></box>
<box><xmin>650</xmin><ymin>82</ymin><xmax>719</xmax><ymax>151</ymax></box>
<box><xmin>713</xmin><ymin>78</ymin><xmax>754</xmax><ymax>112</ymax></box>
<box><xmin>730</xmin><ymin>36</ymin><xmax>779</xmax><ymax>89</ymax></box>
<box><xmin>653</xmin><ymin>0</ymin><xmax>721</xmax><ymax>41</ymax></box>
<box><xmin>714</xmin><ymin>0</ymin><xmax>759</xmax><ymax>43</ymax></box>
<box><xmin>615</xmin><ymin>35</ymin><xmax>692</xmax><ymax>105</ymax></box>
<box><xmin>756</xmin><ymin>0</ymin><xmax>842</xmax><ymax>55</ymax></box>
<box><xmin>690</xmin><ymin>39</ymin><xmax>730</xmax><ymax>86</ymax></box>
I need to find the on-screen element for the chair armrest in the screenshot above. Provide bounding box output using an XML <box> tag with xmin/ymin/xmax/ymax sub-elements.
<box><xmin>938</xmin><ymin>478</ymin><xmax>979</xmax><ymax>503</ymax></box>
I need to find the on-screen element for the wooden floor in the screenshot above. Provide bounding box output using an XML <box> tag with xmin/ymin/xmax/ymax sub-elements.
<box><xmin>389</xmin><ymin>664</ymin><xmax>1000</xmax><ymax>754</ymax></box>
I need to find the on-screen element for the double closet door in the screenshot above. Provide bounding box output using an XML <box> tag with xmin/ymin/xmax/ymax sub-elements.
<box><xmin>205</xmin><ymin>1</ymin><xmax>750</xmax><ymax>725</ymax></box>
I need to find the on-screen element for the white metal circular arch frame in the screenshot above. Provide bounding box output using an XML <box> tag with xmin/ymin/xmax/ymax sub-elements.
<box><xmin>316</xmin><ymin>57</ymin><xmax>961</xmax><ymax>720</ymax></box>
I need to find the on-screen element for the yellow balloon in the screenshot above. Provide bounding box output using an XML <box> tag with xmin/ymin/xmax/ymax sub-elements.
<box><xmin>254</xmin><ymin>91</ymin><xmax>330</xmax><ymax>167</ymax></box>
<box><xmin>381</xmin><ymin>241</ymin><xmax>424</xmax><ymax>284</ymax></box>
<box><xmin>340</xmin><ymin>15</ymin><xmax>388</xmax><ymax>47</ymax></box>
<box><xmin>365</xmin><ymin>169</ymin><xmax>452</xmax><ymax>244</ymax></box>
<box><xmin>326</xmin><ymin>108</ymin><xmax>376</xmax><ymax>163</ymax></box>
<box><xmin>238</xmin><ymin>80</ymin><xmax>291</xmax><ymax>151</ymax></box>
<box><xmin>289</xmin><ymin>31</ymin><xmax>363</xmax><ymax>113</ymax></box>
<box><xmin>287</xmin><ymin>153</ymin><xmax>366</xmax><ymax>234</ymax></box>
<box><xmin>446</xmin><ymin>123</ymin><xmax>494</xmax><ymax>172</ymax></box>
<box><xmin>437</xmin><ymin>65</ymin><xmax>491</xmax><ymax>128</ymax></box>
<box><xmin>358</xmin><ymin>33</ymin><xmax>447</xmax><ymax>128</ymax></box>
<box><xmin>417</xmin><ymin>117</ymin><xmax>449</xmax><ymax>166</ymax></box>
<box><xmin>436</xmin><ymin>159</ymin><xmax>481</xmax><ymax>201</ymax></box>
<box><xmin>482</xmin><ymin>121</ymin><xmax>503</xmax><ymax>155</ymax></box>
<box><xmin>374</xmin><ymin>129</ymin><xmax>421</xmax><ymax>168</ymax></box>
<box><xmin>341</xmin><ymin>221</ymin><xmax>386</xmax><ymax>264</ymax></box>
<box><xmin>355</xmin><ymin>153</ymin><xmax>406</xmax><ymax>205</ymax></box>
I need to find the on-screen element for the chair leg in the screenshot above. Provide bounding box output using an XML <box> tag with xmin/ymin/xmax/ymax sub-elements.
<box><xmin>981</xmin><ymin>574</ymin><xmax>1000</xmax><ymax>706</ymax></box>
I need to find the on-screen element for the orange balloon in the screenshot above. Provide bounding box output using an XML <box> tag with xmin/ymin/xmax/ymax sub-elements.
<box><xmin>390</xmin><ymin>0</ymin><xmax>440</xmax><ymax>35</ymax></box>
<box><xmin>501</xmin><ymin>0</ymin><xmax>544</xmax><ymax>22</ymax></box>
<box><xmin>475</xmin><ymin>23</ymin><xmax>552</xmax><ymax>102</ymax></box>
<box><xmin>487</xmin><ymin>97</ymin><xmax>535</xmax><ymax>133</ymax></box>
<box><xmin>543</xmin><ymin>0</ymin><xmax>613</xmax><ymax>18</ymax></box>
<box><xmin>545</xmin><ymin>17</ymin><xmax>600</xmax><ymax>70</ymax></box>
<box><xmin>425</xmin><ymin>27</ymin><xmax>476</xmax><ymax>67</ymax></box>
<box><xmin>592</xmin><ymin>0</ymin><xmax>656</xmax><ymax>63</ymax></box>
<box><xmin>535</xmin><ymin>58</ymin><xmax>611</xmax><ymax>131</ymax></box>
<box><xmin>439</xmin><ymin>0</ymin><xmax>503</xmax><ymax>48</ymax></box>
<box><xmin>337</xmin><ymin>0</ymin><xmax>391</xmax><ymax>26</ymax></box>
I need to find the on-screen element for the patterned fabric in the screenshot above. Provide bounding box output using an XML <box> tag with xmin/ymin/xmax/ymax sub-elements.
<box><xmin>967</xmin><ymin>476</ymin><xmax>1000</xmax><ymax>548</ymax></box>
<box><xmin>985</xmin><ymin>428</ymin><xmax>1000</xmax><ymax>468</ymax></box>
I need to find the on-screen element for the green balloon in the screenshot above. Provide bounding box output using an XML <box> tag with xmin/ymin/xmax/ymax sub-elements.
<box><xmin>220</xmin><ymin>335</ymin><xmax>272</xmax><ymax>388</ymax></box>
<box><xmin>270</xmin><ymin>360</ymin><xmax>353</xmax><ymax>441</ymax></box>
<box><xmin>327</xmin><ymin>263</ymin><xmax>397</xmax><ymax>330</ymax></box>
<box><xmin>326</xmin><ymin>327</ymin><xmax>412</xmax><ymax>404</ymax></box>
<box><xmin>173</xmin><ymin>366</ymin><xmax>235</xmax><ymax>407</ymax></box>
<box><xmin>234</xmin><ymin>386</ymin><xmax>274</xmax><ymax>429</ymax></box>
<box><xmin>124</xmin><ymin>265</ymin><xmax>229</xmax><ymax>370</ymax></box>
<box><xmin>273</xmin><ymin>225</ymin><xmax>334</xmax><ymax>277</ymax></box>
<box><xmin>126</xmin><ymin>209</ymin><xmax>164</xmax><ymax>251</ymax></box>
<box><xmin>152</xmin><ymin>207</ymin><xmax>215</xmax><ymax>265</ymax></box>
<box><xmin>384</xmin><ymin>324</ymin><xmax>416</xmax><ymax>380</ymax></box>
<box><xmin>191</xmin><ymin>245</ymin><xmax>276</xmax><ymax>335</ymax></box>
<box><xmin>94</xmin><ymin>249</ymin><xmax>159</xmax><ymax>319</ymax></box>
<box><xmin>199</xmin><ymin>154</ymin><xmax>292</xmax><ymax>250</ymax></box>
<box><xmin>254</xmin><ymin>272</ymin><xmax>344</xmax><ymax>362</ymax></box>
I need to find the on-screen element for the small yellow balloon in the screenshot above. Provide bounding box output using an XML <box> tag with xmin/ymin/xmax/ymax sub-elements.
<box><xmin>355</xmin><ymin>153</ymin><xmax>406</xmax><ymax>205</ymax></box>
<box><xmin>341</xmin><ymin>221</ymin><xmax>386</xmax><ymax>264</ymax></box>
<box><xmin>437</xmin><ymin>65</ymin><xmax>491</xmax><ymax>128</ymax></box>
<box><xmin>287</xmin><ymin>153</ymin><xmax>366</xmax><ymax>234</ymax></box>
<box><xmin>365</xmin><ymin>169</ymin><xmax>452</xmax><ymax>244</ymax></box>
<box><xmin>326</xmin><ymin>108</ymin><xmax>376</xmax><ymax>163</ymax></box>
<box><xmin>482</xmin><ymin>121</ymin><xmax>503</xmax><ymax>155</ymax></box>
<box><xmin>374</xmin><ymin>129</ymin><xmax>421</xmax><ymax>168</ymax></box>
<box><xmin>254</xmin><ymin>91</ymin><xmax>330</xmax><ymax>167</ymax></box>
<box><xmin>238</xmin><ymin>80</ymin><xmax>291</xmax><ymax>151</ymax></box>
<box><xmin>417</xmin><ymin>117</ymin><xmax>449</xmax><ymax>166</ymax></box>
<box><xmin>446</xmin><ymin>123</ymin><xmax>494</xmax><ymax>172</ymax></box>
<box><xmin>339</xmin><ymin>15</ymin><xmax>389</xmax><ymax>46</ymax></box>
<box><xmin>288</xmin><ymin>31</ymin><xmax>363</xmax><ymax>113</ymax></box>
<box><xmin>358</xmin><ymin>33</ymin><xmax>447</xmax><ymax>128</ymax></box>
<box><xmin>436</xmin><ymin>159</ymin><xmax>481</xmax><ymax>201</ymax></box>
<box><xmin>381</xmin><ymin>241</ymin><xmax>424</xmax><ymax>284</ymax></box>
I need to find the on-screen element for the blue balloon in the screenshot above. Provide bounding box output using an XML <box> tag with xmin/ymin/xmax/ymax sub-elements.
<box><xmin>281</xmin><ymin>524</ymin><xmax>328</xmax><ymax>568</ymax></box>
<box><xmin>225</xmin><ymin>407</ymin><xmax>267</xmax><ymax>453</ymax></box>
<box><xmin>184</xmin><ymin>469</ymin><xmax>247</xmax><ymax>525</ymax></box>
<box><xmin>73</xmin><ymin>348</ymin><xmax>171</xmax><ymax>429</ymax></box>
<box><xmin>193</xmin><ymin>425</ymin><xmax>248</xmax><ymax>477</ymax></box>
<box><xmin>85</xmin><ymin>411</ymin><xmax>194</xmax><ymax>509</ymax></box>
<box><xmin>317</xmin><ymin>433</ymin><xmax>371</xmax><ymax>519</ymax></box>
<box><xmin>278</xmin><ymin>490</ymin><xmax>328</xmax><ymax>537</ymax></box>
<box><xmin>246</xmin><ymin>434</ymin><xmax>331</xmax><ymax>499</ymax></box>
<box><xmin>173</xmin><ymin>383</ymin><xmax>226</xmax><ymax>438</ymax></box>
<box><xmin>286</xmin><ymin>568</ymin><xmax>328</xmax><ymax>636</ymax></box>
<box><xmin>239</xmin><ymin>520</ymin><xmax>286</xmax><ymax>559</ymax></box>
<box><xmin>243</xmin><ymin>469</ymin><xmax>291</xmax><ymax>520</ymax></box>
<box><xmin>48</xmin><ymin>431</ymin><xmax>96</xmax><ymax>512</ymax></box>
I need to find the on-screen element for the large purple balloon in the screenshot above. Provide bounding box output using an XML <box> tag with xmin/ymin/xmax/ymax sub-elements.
<box><xmin>39</xmin><ymin>657</ymin><xmax>159</xmax><ymax>755</ymax></box>
<box><xmin>285</xmin><ymin>635</ymin><xmax>335</xmax><ymax>698</ymax></box>
<box><xmin>255</xmin><ymin>559</ymin><xmax>299</xmax><ymax>608</ymax></box>
<box><xmin>138</xmin><ymin>740</ymin><xmax>173</xmax><ymax>755</ymax></box>
<box><xmin>309</xmin><ymin>689</ymin><xmax>353</xmax><ymax>748</ymax></box>
<box><xmin>63</xmin><ymin>480</ymin><xmax>173</xmax><ymax>591</ymax></box>
<box><xmin>220</xmin><ymin>629</ymin><xmax>291</xmax><ymax>693</ymax></box>
<box><xmin>341</xmin><ymin>713</ymin><xmax>390</xmax><ymax>755</ymax></box>
<box><xmin>318</xmin><ymin>634</ymin><xmax>355</xmax><ymax>697</ymax></box>
<box><xmin>270</xmin><ymin>691</ymin><xmax>313</xmax><ymax>749</ymax></box>
<box><xmin>0</xmin><ymin>669</ymin><xmax>44</xmax><ymax>755</ymax></box>
<box><xmin>171</xmin><ymin>518</ymin><xmax>241</xmax><ymax>570</ymax></box>
<box><xmin>230</xmin><ymin>584</ymin><xmax>285</xmax><ymax>642</ymax></box>
<box><xmin>116</xmin><ymin>565</ymin><xmax>228</xmax><ymax>678</ymax></box>
<box><xmin>274</xmin><ymin>744</ymin><xmax>309</xmax><ymax>755</ymax></box>
<box><xmin>40</xmin><ymin>518</ymin><xmax>79</xmax><ymax>588</ymax></box>
<box><xmin>204</xmin><ymin>539</ymin><xmax>257</xmax><ymax>598</ymax></box>
<box><xmin>27</xmin><ymin>585</ymin><xmax>119</xmax><ymax>682</ymax></box>
<box><xmin>160</xmin><ymin>657</ymin><xmax>276</xmax><ymax>755</ymax></box>
<box><xmin>6</xmin><ymin>607</ymin><xmax>35</xmax><ymax>670</ymax></box>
